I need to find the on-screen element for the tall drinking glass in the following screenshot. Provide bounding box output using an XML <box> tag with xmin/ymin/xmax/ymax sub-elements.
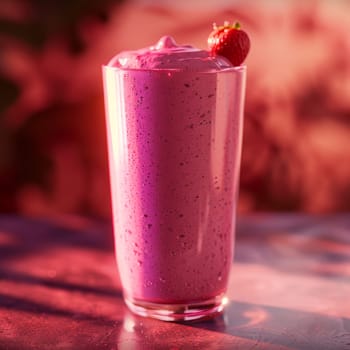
<box><xmin>103</xmin><ymin>62</ymin><xmax>246</xmax><ymax>321</ymax></box>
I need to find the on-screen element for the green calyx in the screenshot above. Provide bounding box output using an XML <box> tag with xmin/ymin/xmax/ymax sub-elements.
<box><xmin>212</xmin><ymin>21</ymin><xmax>241</xmax><ymax>31</ymax></box>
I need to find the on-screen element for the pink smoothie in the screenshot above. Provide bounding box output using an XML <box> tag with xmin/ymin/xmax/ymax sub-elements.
<box><xmin>103</xmin><ymin>37</ymin><xmax>246</xmax><ymax>304</ymax></box>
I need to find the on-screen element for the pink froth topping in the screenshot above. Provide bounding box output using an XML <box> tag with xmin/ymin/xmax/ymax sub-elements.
<box><xmin>107</xmin><ymin>36</ymin><xmax>233</xmax><ymax>71</ymax></box>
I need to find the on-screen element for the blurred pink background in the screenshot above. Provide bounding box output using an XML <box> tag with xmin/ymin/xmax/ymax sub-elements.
<box><xmin>0</xmin><ymin>0</ymin><xmax>350</xmax><ymax>219</ymax></box>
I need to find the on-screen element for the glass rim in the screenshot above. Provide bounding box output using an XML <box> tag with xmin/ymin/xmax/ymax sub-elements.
<box><xmin>102</xmin><ymin>64</ymin><xmax>246</xmax><ymax>75</ymax></box>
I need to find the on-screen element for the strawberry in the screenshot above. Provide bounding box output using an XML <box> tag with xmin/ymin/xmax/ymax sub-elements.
<box><xmin>208</xmin><ymin>21</ymin><xmax>250</xmax><ymax>66</ymax></box>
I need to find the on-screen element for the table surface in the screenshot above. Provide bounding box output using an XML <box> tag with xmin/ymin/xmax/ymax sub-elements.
<box><xmin>0</xmin><ymin>214</ymin><xmax>349</xmax><ymax>350</ymax></box>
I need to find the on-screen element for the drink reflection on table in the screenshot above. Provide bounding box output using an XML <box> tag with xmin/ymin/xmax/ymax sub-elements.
<box><xmin>116</xmin><ymin>303</ymin><xmax>270</xmax><ymax>349</ymax></box>
<box><xmin>118</xmin><ymin>311</ymin><xmax>178</xmax><ymax>349</ymax></box>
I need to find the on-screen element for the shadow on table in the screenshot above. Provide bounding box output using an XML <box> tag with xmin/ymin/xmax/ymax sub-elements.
<box><xmin>191</xmin><ymin>300</ymin><xmax>350</xmax><ymax>350</ymax></box>
<box><xmin>0</xmin><ymin>292</ymin><xmax>118</xmax><ymax>327</ymax></box>
<box><xmin>0</xmin><ymin>215</ymin><xmax>114</xmax><ymax>261</ymax></box>
<box><xmin>235</xmin><ymin>214</ymin><xmax>350</xmax><ymax>281</ymax></box>
<box><xmin>0</xmin><ymin>215</ymin><xmax>125</xmax><ymax>331</ymax></box>
<box><xmin>0</xmin><ymin>268</ymin><xmax>121</xmax><ymax>297</ymax></box>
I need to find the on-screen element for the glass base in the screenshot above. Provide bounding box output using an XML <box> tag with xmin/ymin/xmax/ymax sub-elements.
<box><xmin>124</xmin><ymin>293</ymin><xmax>227</xmax><ymax>322</ymax></box>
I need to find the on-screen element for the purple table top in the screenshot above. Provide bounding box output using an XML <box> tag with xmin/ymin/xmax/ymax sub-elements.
<box><xmin>0</xmin><ymin>214</ymin><xmax>349</xmax><ymax>349</ymax></box>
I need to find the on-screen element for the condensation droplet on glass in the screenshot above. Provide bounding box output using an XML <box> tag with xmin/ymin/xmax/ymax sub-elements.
<box><xmin>145</xmin><ymin>280</ymin><xmax>153</xmax><ymax>287</ymax></box>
